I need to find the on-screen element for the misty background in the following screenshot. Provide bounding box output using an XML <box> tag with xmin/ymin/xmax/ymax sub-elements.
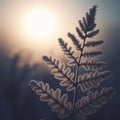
<box><xmin>0</xmin><ymin>0</ymin><xmax>120</xmax><ymax>120</ymax></box>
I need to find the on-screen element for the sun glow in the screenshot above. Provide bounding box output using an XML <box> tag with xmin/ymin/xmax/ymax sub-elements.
<box><xmin>24</xmin><ymin>9</ymin><xmax>56</xmax><ymax>38</ymax></box>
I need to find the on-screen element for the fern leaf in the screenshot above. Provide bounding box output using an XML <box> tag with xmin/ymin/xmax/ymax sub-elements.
<box><xmin>43</xmin><ymin>56</ymin><xmax>75</xmax><ymax>91</ymax></box>
<box><xmin>28</xmin><ymin>5</ymin><xmax>115</xmax><ymax>120</ymax></box>
<box><xmin>77</xmin><ymin>71</ymin><xmax>112</xmax><ymax>92</ymax></box>
<box><xmin>29</xmin><ymin>80</ymin><xmax>72</xmax><ymax>119</ymax></box>
<box><xmin>86</xmin><ymin>5</ymin><xmax>97</xmax><ymax>32</ymax></box>
<box><xmin>81</xmin><ymin>59</ymin><xmax>106</xmax><ymax>71</ymax></box>
<box><xmin>79</xmin><ymin>20</ymin><xmax>87</xmax><ymax>33</ymax></box>
<box><xmin>87</xmin><ymin>23</ymin><xmax>97</xmax><ymax>32</ymax></box>
<box><xmin>58</xmin><ymin>38</ymin><xmax>78</xmax><ymax>66</ymax></box>
<box><xmin>82</xmin><ymin>17</ymin><xmax>87</xmax><ymax>29</ymax></box>
<box><xmin>86</xmin><ymin>29</ymin><xmax>99</xmax><ymax>38</ymax></box>
<box><xmin>85</xmin><ymin>40</ymin><xmax>104</xmax><ymax>47</ymax></box>
<box><xmin>82</xmin><ymin>51</ymin><xmax>103</xmax><ymax>58</ymax></box>
<box><xmin>76</xmin><ymin>27</ymin><xmax>85</xmax><ymax>40</ymax></box>
<box><xmin>78</xmin><ymin>5</ymin><xmax>97</xmax><ymax>33</ymax></box>
<box><xmin>68</xmin><ymin>57</ymin><xmax>79</xmax><ymax>66</ymax></box>
<box><xmin>75</xmin><ymin>87</ymin><xmax>115</xmax><ymax>116</ymax></box>
<box><xmin>68</xmin><ymin>32</ymin><xmax>82</xmax><ymax>51</ymax></box>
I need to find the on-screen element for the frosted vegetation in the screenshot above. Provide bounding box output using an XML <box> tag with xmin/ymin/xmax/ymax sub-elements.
<box><xmin>29</xmin><ymin>6</ymin><xmax>115</xmax><ymax>120</ymax></box>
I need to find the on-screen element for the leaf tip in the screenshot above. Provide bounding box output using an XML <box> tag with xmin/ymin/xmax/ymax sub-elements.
<box><xmin>42</xmin><ymin>56</ymin><xmax>49</xmax><ymax>61</ymax></box>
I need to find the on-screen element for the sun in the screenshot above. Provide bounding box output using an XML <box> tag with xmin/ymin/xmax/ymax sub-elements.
<box><xmin>24</xmin><ymin>9</ymin><xmax>56</xmax><ymax>37</ymax></box>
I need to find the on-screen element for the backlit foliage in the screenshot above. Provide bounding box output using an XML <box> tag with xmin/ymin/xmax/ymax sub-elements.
<box><xmin>29</xmin><ymin>6</ymin><xmax>115</xmax><ymax>120</ymax></box>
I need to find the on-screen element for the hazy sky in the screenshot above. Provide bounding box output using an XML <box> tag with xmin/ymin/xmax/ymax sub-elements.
<box><xmin>0</xmin><ymin>0</ymin><xmax>120</xmax><ymax>62</ymax></box>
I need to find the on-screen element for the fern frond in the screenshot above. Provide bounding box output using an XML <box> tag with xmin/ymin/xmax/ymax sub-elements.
<box><xmin>79</xmin><ymin>20</ymin><xmax>87</xmax><ymax>33</ymax></box>
<box><xmin>77</xmin><ymin>71</ymin><xmax>112</xmax><ymax>92</ymax></box>
<box><xmin>58</xmin><ymin>38</ymin><xmax>78</xmax><ymax>66</ymax></box>
<box><xmin>29</xmin><ymin>5</ymin><xmax>115</xmax><ymax>120</ymax></box>
<box><xmin>29</xmin><ymin>80</ymin><xmax>72</xmax><ymax>119</ymax></box>
<box><xmin>86</xmin><ymin>29</ymin><xmax>99</xmax><ymax>38</ymax></box>
<box><xmin>43</xmin><ymin>56</ymin><xmax>75</xmax><ymax>91</ymax></box>
<box><xmin>82</xmin><ymin>17</ymin><xmax>87</xmax><ymax>29</ymax></box>
<box><xmin>78</xmin><ymin>5</ymin><xmax>97</xmax><ymax>33</ymax></box>
<box><xmin>85</xmin><ymin>40</ymin><xmax>104</xmax><ymax>47</ymax></box>
<box><xmin>68</xmin><ymin>57</ymin><xmax>79</xmax><ymax>67</ymax></box>
<box><xmin>68</xmin><ymin>32</ymin><xmax>82</xmax><ymax>51</ymax></box>
<box><xmin>86</xmin><ymin>5</ymin><xmax>97</xmax><ymax>32</ymax></box>
<box><xmin>75</xmin><ymin>87</ymin><xmax>115</xmax><ymax>116</ymax></box>
<box><xmin>82</xmin><ymin>51</ymin><xmax>103</xmax><ymax>58</ymax></box>
<box><xmin>81</xmin><ymin>59</ymin><xmax>106</xmax><ymax>71</ymax></box>
<box><xmin>76</xmin><ymin>27</ymin><xmax>85</xmax><ymax>40</ymax></box>
<box><xmin>87</xmin><ymin>23</ymin><xmax>96</xmax><ymax>32</ymax></box>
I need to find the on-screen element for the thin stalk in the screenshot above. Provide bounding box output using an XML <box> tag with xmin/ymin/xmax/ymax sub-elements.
<box><xmin>71</xmin><ymin>33</ymin><xmax>87</xmax><ymax>114</ymax></box>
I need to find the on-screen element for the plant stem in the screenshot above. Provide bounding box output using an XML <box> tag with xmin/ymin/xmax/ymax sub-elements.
<box><xmin>71</xmin><ymin>33</ymin><xmax>87</xmax><ymax>114</ymax></box>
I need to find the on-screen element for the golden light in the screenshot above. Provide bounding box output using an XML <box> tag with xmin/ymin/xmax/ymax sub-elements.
<box><xmin>24</xmin><ymin>9</ymin><xmax>56</xmax><ymax>38</ymax></box>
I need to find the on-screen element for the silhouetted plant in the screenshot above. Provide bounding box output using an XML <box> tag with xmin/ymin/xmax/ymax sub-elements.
<box><xmin>29</xmin><ymin>5</ymin><xmax>115</xmax><ymax>120</ymax></box>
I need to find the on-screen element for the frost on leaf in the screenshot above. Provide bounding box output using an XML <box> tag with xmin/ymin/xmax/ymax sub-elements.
<box><xmin>29</xmin><ymin>5</ymin><xmax>115</xmax><ymax>120</ymax></box>
<box><xmin>77</xmin><ymin>71</ymin><xmax>112</xmax><ymax>92</ymax></box>
<box><xmin>58</xmin><ymin>38</ymin><xmax>78</xmax><ymax>66</ymax></box>
<box><xmin>81</xmin><ymin>58</ymin><xmax>106</xmax><ymax>71</ymax></box>
<box><xmin>85</xmin><ymin>40</ymin><xmax>104</xmax><ymax>47</ymax></box>
<box><xmin>82</xmin><ymin>51</ymin><xmax>103</xmax><ymax>58</ymax></box>
<box><xmin>43</xmin><ymin>56</ymin><xmax>75</xmax><ymax>91</ymax></box>
<box><xmin>86</xmin><ymin>29</ymin><xmax>99</xmax><ymax>38</ymax></box>
<box><xmin>68</xmin><ymin>32</ymin><xmax>82</xmax><ymax>51</ymax></box>
<box><xmin>76</xmin><ymin>27</ymin><xmax>85</xmax><ymax>40</ymax></box>
<box><xmin>75</xmin><ymin>87</ymin><xmax>115</xmax><ymax>116</ymax></box>
<box><xmin>78</xmin><ymin>5</ymin><xmax>97</xmax><ymax>33</ymax></box>
<box><xmin>29</xmin><ymin>80</ymin><xmax>72</xmax><ymax>119</ymax></box>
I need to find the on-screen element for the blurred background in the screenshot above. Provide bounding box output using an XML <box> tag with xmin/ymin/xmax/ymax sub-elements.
<box><xmin>0</xmin><ymin>0</ymin><xmax>120</xmax><ymax>120</ymax></box>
